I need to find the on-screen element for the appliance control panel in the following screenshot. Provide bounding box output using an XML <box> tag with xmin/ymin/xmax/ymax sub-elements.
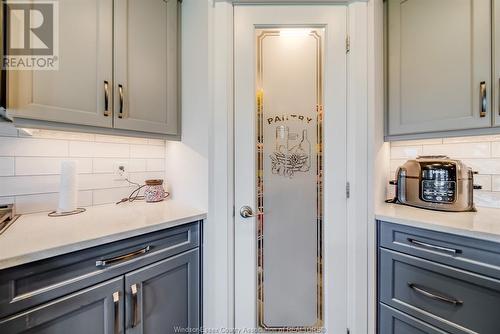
<box><xmin>421</xmin><ymin>180</ymin><xmax>456</xmax><ymax>203</ymax></box>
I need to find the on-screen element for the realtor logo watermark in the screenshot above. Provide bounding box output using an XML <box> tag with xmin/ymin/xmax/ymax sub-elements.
<box><xmin>2</xmin><ymin>0</ymin><xmax>59</xmax><ymax>70</ymax></box>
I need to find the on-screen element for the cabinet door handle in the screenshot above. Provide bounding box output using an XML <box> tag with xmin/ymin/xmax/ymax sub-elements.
<box><xmin>113</xmin><ymin>291</ymin><xmax>120</xmax><ymax>334</ymax></box>
<box><xmin>407</xmin><ymin>238</ymin><xmax>461</xmax><ymax>255</ymax></box>
<box><xmin>131</xmin><ymin>284</ymin><xmax>140</xmax><ymax>328</ymax></box>
<box><xmin>408</xmin><ymin>283</ymin><xmax>463</xmax><ymax>306</ymax></box>
<box><xmin>498</xmin><ymin>78</ymin><xmax>500</xmax><ymax>116</ymax></box>
<box><xmin>104</xmin><ymin>81</ymin><xmax>110</xmax><ymax>117</ymax></box>
<box><xmin>118</xmin><ymin>84</ymin><xmax>124</xmax><ymax>119</ymax></box>
<box><xmin>95</xmin><ymin>245</ymin><xmax>151</xmax><ymax>267</ymax></box>
<box><xmin>480</xmin><ymin>81</ymin><xmax>487</xmax><ymax>117</ymax></box>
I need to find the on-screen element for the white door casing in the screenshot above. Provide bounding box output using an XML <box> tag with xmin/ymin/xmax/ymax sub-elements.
<box><xmin>234</xmin><ymin>5</ymin><xmax>347</xmax><ymax>332</ymax></box>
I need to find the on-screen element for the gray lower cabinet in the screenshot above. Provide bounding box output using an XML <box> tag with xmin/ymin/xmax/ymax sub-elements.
<box><xmin>0</xmin><ymin>222</ymin><xmax>201</xmax><ymax>334</ymax></box>
<box><xmin>379</xmin><ymin>304</ymin><xmax>448</xmax><ymax>334</ymax></box>
<box><xmin>125</xmin><ymin>249</ymin><xmax>199</xmax><ymax>333</ymax></box>
<box><xmin>378</xmin><ymin>220</ymin><xmax>500</xmax><ymax>334</ymax></box>
<box><xmin>0</xmin><ymin>277</ymin><xmax>124</xmax><ymax>334</ymax></box>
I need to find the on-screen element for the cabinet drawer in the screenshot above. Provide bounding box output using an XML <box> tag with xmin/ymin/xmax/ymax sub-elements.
<box><xmin>0</xmin><ymin>222</ymin><xmax>199</xmax><ymax>319</ymax></box>
<box><xmin>0</xmin><ymin>277</ymin><xmax>124</xmax><ymax>334</ymax></box>
<box><xmin>380</xmin><ymin>249</ymin><xmax>500</xmax><ymax>334</ymax></box>
<box><xmin>379</xmin><ymin>221</ymin><xmax>500</xmax><ymax>279</ymax></box>
<box><xmin>379</xmin><ymin>303</ymin><xmax>456</xmax><ymax>334</ymax></box>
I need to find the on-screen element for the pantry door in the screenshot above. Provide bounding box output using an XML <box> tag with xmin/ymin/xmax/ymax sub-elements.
<box><xmin>234</xmin><ymin>5</ymin><xmax>348</xmax><ymax>333</ymax></box>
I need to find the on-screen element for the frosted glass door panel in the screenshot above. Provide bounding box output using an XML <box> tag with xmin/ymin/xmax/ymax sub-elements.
<box><xmin>256</xmin><ymin>28</ymin><xmax>323</xmax><ymax>330</ymax></box>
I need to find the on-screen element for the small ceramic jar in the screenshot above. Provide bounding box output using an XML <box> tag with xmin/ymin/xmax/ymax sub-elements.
<box><xmin>144</xmin><ymin>179</ymin><xmax>166</xmax><ymax>203</ymax></box>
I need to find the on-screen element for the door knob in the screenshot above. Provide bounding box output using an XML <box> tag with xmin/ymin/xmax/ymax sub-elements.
<box><xmin>240</xmin><ymin>206</ymin><xmax>263</xmax><ymax>218</ymax></box>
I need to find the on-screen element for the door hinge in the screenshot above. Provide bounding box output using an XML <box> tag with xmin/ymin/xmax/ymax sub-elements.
<box><xmin>346</xmin><ymin>35</ymin><xmax>351</xmax><ymax>53</ymax></box>
<box><xmin>346</xmin><ymin>182</ymin><xmax>351</xmax><ymax>199</ymax></box>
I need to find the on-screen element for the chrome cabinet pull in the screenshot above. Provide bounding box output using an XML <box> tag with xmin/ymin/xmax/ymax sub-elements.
<box><xmin>113</xmin><ymin>292</ymin><xmax>120</xmax><ymax>334</ymax></box>
<box><xmin>407</xmin><ymin>238</ymin><xmax>461</xmax><ymax>255</ymax></box>
<box><xmin>498</xmin><ymin>78</ymin><xmax>500</xmax><ymax>116</ymax></box>
<box><xmin>480</xmin><ymin>81</ymin><xmax>487</xmax><ymax>117</ymax></box>
<box><xmin>104</xmin><ymin>81</ymin><xmax>110</xmax><ymax>117</ymax></box>
<box><xmin>131</xmin><ymin>284</ymin><xmax>139</xmax><ymax>328</ymax></box>
<box><xmin>118</xmin><ymin>84</ymin><xmax>124</xmax><ymax>119</ymax></box>
<box><xmin>95</xmin><ymin>246</ymin><xmax>151</xmax><ymax>267</ymax></box>
<box><xmin>408</xmin><ymin>283</ymin><xmax>463</xmax><ymax>306</ymax></box>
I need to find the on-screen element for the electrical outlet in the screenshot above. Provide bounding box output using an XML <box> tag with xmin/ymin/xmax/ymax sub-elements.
<box><xmin>113</xmin><ymin>162</ymin><xmax>129</xmax><ymax>180</ymax></box>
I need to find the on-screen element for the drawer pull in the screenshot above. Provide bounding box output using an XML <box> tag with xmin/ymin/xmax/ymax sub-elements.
<box><xmin>96</xmin><ymin>246</ymin><xmax>151</xmax><ymax>267</ymax></box>
<box><xmin>113</xmin><ymin>291</ymin><xmax>120</xmax><ymax>334</ymax></box>
<box><xmin>408</xmin><ymin>283</ymin><xmax>463</xmax><ymax>306</ymax></box>
<box><xmin>407</xmin><ymin>238</ymin><xmax>461</xmax><ymax>255</ymax></box>
<box><xmin>131</xmin><ymin>284</ymin><xmax>140</xmax><ymax>328</ymax></box>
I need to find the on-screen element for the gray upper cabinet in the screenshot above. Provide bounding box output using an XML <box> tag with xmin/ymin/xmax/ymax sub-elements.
<box><xmin>386</xmin><ymin>0</ymin><xmax>492</xmax><ymax>137</ymax></box>
<box><xmin>7</xmin><ymin>0</ymin><xmax>114</xmax><ymax>128</ymax></box>
<box><xmin>124</xmin><ymin>249</ymin><xmax>199</xmax><ymax>333</ymax></box>
<box><xmin>0</xmin><ymin>277</ymin><xmax>124</xmax><ymax>334</ymax></box>
<box><xmin>114</xmin><ymin>0</ymin><xmax>179</xmax><ymax>135</ymax></box>
<box><xmin>4</xmin><ymin>0</ymin><xmax>179</xmax><ymax>138</ymax></box>
<box><xmin>495</xmin><ymin>1</ymin><xmax>500</xmax><ymax>127</ymax></box>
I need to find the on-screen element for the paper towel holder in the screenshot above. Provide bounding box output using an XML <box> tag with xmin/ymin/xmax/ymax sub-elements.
<box><xmin>48</xmin><ymin>208</ymin><xmax>86</xmax><ymax>217</ymax></box>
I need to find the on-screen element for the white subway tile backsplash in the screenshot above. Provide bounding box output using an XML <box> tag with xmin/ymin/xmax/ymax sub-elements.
<box><xmin>15</xmin><ymin>157</ymin><xmax>92</xmax><ymax>175</ymax></box>
<box><xmin>474</xmin><ymin>175</ymin><xmax>492</xmax><ymax>191</ymax></box>
<box><xmin>95</xmin><ymin>134</ymin><xmax>148</xmax><ymax>145</ymax></box>
<box><xmin>0</xmin><ymin>175</ymin><xmax>60</xmax><ymax>196</ymax></box>
<box><xmin>21</xmin><ymin>129</ymin><xmax>95</xmax><ymax>141</ymax></box>
<box><xmin>0</xmin><ymin>137</ymin><xmax>68</xmax><ymax>157</ymax></box>
<box><xmin>93</xmin><ymin>187</ymin><xmax>132</xmax><ymax>205</ymax></box>
<box><xmin>422</xmin><ymin>142</ymin><xmax>491</xmax><ymax>159</ymax></box>
<box><xmin>491</xmin><ymin>176</ymin><xmax>500</xmax><ymax>192</ymax></box>
<box><xmin>474</xmin><ymin>191</ymin><xmax>500</xmax><ymax>209</ymax></box>
<box><xmin>129</xmin><ymin>171</ymin><xmax>165</xmax><ymax>185</ymax></box>
<box><xmin>78</xmin><ymin>173</ymin><xmax>129</xmax><ymax>190</ymax></box>
<box><xmin>390</xmin><ymin>146</ymin><xmax>423</xmax><ymax>159</ymax></box>
<box><xmin>443</xmin><ymin>135</ymin><xmax>500</xmax><ymax>144</ymax></box>
<box><xmin>490</xmin><ymin>142</ymin><xmax>500</xmax><ymax>158</ymax></box>
<box><xmin>461</xmin><ymin>159</ymin><xmax>500</xmax><ymax>175</ymax></box>
<box><xmin>0</xmin><ymin>157</ymin><xmax>14</xmax><ymax>176</ymax></box>
<box><xmin>92</xmin><ymin>158</ymin><xmax>126</xmax><ymax>174</ymax></box>
<box><xmin>0</xmin><ymin>129</ymin><xmax>166</xmax><ymax>214</ymax></box>
<box><xmin>129</xmin><ymin>159</ymin><xmax>147</xmax><ymax>172</ymax></box>
<box><xmin>391</xmin><ymin>138</ymin><xmax>442</xmax><ymax>146</ymax></box>
<box><xmin>390</xmin><ymin>137</ymin><xmax>500</xmax><ymax>209</ymax></box>
<box><xmin>15</xmin><ymin>191</ymin><xmax>93</xmax><ymax>214</ymax></box>
<box><xmin>70</xmin><ymin>141</ymin><xmax>129</xmax><ymax>158</ymax></box>
<box><xmin>147</xmin><ymin>159</ymin><xmax>166</xmax><ymax>172</ymax></box>
<box><xmin>130</xmin><ymin>145</ymin><xmax>165</xmax><ymax>159</ymax></box>
<box><xmin>148</xmin><ymin>138</ymin><xmax>166</xmax><ymax>146</ymax></box>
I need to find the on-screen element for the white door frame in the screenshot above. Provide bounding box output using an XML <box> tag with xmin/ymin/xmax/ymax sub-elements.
<box><xmin>208</xmin><ymin>1</ymin><xmax>375</xmax><ymax>333</ymax></box>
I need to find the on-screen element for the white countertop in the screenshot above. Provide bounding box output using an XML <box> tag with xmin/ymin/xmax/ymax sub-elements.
<box><xmin>0</xmin><ymin>200</ymin><xmax>206</xmax><ymax>270</ymax></box>
<box><xmin>376</xmin><ymin>203</ymin><xmax>500</xmax><ymax>243</ymax></box>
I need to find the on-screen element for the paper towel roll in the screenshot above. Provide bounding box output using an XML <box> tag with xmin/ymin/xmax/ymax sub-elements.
<box><xmin>57</xmin><ymin>160</ymin><xmax>78</xmax><ymax>213</ymax></box>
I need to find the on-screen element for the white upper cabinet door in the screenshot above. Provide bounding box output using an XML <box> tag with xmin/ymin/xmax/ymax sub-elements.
<box><xmin>113</xmin><ymin>0</ymin><xmax>179</xmax><ymax>135</ymax></box>
<box><xmin>387</xmin><ymin>0</ymin><xmax>492</xmax><ymax>136</ymax></box>
<box><xmin>7</xmin><ymin>0</ymin><xmax>113</xmax><ymax>128</ymax></box>
<box><xmin>495</xmin><ymin>0</ymin><xmax>500</xmax><ymax>127</ymax></box>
